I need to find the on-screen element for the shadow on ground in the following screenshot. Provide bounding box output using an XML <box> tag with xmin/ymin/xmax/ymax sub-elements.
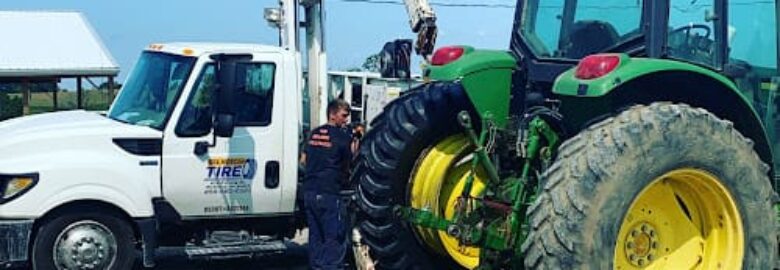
<box><xmin>137</xmin><ymin>241</ymin><xmax>308</xmax><ymax>270</ymax></box>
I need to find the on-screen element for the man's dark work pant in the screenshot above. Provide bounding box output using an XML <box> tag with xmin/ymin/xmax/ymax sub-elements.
<box><xmin>305</xmin><ymin>191</ymin><xmax>346</xmax><ymax>270</ymax></box>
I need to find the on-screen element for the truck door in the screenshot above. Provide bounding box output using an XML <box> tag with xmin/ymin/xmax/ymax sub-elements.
<box><xmin>161</xmin><ymin>52</ymin><xmax>286</xmax><ymax>217</ymax></box>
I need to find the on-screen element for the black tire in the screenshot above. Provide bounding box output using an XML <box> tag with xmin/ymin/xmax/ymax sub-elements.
<box><xmin>32</xmin><ymin>208</ymin><xmax>136</xmax><ymax>270</ymax></box>
<box><xmin>522</xmin><ymin>103</ymin><xmax>777</xmax><ymax>269</ymax></box>
<box><xmin>353</xmin><ymin>82</ymin><xmax>475</xmax><ymax>269</ymax></box>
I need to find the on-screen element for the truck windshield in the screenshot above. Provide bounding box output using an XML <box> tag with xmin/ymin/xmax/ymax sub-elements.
<box><xmin>108</xmin><ymin>52</ymin><xmax>196</xmax><ymax>130</ymax></box>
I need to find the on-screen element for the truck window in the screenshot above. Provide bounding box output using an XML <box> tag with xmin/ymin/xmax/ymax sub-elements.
<box><xmin>176</xmin><ymin>64</ymin><xmax>216</xmax><ymax>137</ymax></box>
<box><xmin>175</xmin><ymin>62</ymin><xmax>276</xmax><ymax>137</ymax></box>
<box><xmin>235</xmin><ymin>63</ymin><xmax>276</xmax><ymax>126</ymax></box>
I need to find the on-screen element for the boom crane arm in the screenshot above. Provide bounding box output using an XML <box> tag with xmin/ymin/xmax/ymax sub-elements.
<box><xmin>265</xmin><ymin>0</ymin><xmax>437</xmax><ymax>127</ymax></box>
<box><xmin>403</xmin><ymin>0</ymin><xmax>437</xmax><ymax>58</ymax></box>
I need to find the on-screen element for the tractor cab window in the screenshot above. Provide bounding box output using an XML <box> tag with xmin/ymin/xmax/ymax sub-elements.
<box><xmin>520</xmin><ymin>0</ymin><xmax>643</xmax><ymax>59</ymax></box>
<box><xmin>725</xmin><ymin>0</ymin><xmax>780</xmax><ymax>172</ymax></box>
<box><xmin>667</xmin><ymin>0</ymin><xmax>718</xmax><ymax>67</ymax></box>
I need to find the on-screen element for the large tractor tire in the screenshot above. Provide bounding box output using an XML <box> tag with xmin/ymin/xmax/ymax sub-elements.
<box><xmin>522</xmin><ymin>103</ymin><xmax>777</xmax><ymax>269</ymax></box>
<box><xmin>353</xmin><ymin>82</ymin><xmax>483</xmax><ymax>269</ymax></box>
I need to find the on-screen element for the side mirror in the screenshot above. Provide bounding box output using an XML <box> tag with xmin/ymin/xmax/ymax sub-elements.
<box><xmin>210</xmin><ymin>54</ymin><xmax>252</xmax><ymax>137</ymax></box>
<box><xmin>214</xmin><ymin>113</ymin><xmax>235</xmax><ymax>137</ymax></box>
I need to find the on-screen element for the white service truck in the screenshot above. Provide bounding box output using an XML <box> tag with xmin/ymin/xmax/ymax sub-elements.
<box><xmin>0</xmin><ymin>0</ymin><xmax>439</xmax><ymax>268</ymax></box>
<box><xmin>0</xmin><ymin>43</ymin><xmax>304</xmax><ymax>269</ymax></box>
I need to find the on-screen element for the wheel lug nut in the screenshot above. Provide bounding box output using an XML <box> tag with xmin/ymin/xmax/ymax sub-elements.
<box><xmin>638</xmin><ymin>259</ymin><xmax>645</xmax><ymax>266</ymax></box>
<box><xmin>627</xmin><ymin>242</ymin><xmax>634</xmax><ymax>248</ymax></box>
<box><xmin>648</xmin><ymin>254</ymin><xmax>654</xmax><ymax>261</ymax></box>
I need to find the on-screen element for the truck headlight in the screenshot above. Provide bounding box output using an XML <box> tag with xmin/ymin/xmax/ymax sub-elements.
<box><xmin>0</xmin><ymin>174</ymin><xmax>38</xmax><ymax>204</ymax></box>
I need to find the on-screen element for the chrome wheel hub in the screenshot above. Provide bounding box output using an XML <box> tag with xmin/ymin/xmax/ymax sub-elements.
<box><xmin>53</xmin><ymin>220</ymin><xmax>117</xmax><ymax>270</ymax></box>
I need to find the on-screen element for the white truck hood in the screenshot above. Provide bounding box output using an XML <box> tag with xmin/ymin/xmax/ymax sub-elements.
<box><xmin>0</xmin><ymin>110</ymin><xmax>162</xmax><ymax>168</ymax></box>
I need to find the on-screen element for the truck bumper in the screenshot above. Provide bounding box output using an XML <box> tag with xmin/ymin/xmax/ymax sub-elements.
<box><xmin>0</xmin><ymin>219</ymin><xmax>33</xmax><ymax>268</ymax></box>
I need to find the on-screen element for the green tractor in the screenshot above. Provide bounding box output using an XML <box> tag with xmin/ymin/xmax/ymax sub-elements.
<box><xmin>352</xmin><ymin>0</ymin><xmax>779</xmax><ymax>269</ymax></box>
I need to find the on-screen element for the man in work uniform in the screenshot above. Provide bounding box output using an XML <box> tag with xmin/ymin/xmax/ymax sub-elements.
<box><xmin>301</xmin><ymin>99</ymin><xmax>352</xmax><ymax>270</ymax></box>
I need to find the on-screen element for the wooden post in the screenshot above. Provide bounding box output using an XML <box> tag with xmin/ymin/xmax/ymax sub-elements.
<box><xmin>108</xmin><ymin>76</ymin><xmax>115</xmax><ymax>104</ymax></box>
<box><xmin>53</xmin><ymin>86</ymin><xmax>58</xmax><ymax>111</ymax></box>
<box><xmin>77</xmin><ymin>76</ymin><xmax>83</xmax><ymax>109</ymax></box>
<box><xmin>22</xmin><ymin>80</ymin><xmax>30</xmax><ymax>115</ymax></box>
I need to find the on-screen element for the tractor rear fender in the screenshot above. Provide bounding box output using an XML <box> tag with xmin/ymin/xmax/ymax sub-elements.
<box><xmin>554</xmin><ymin>57</ymin><xmax>774</xmax><ymax>180</ymax></box>
<box><xmin>427</xmin><ymin>47</ymin><xmax>516</xmax><ymax>128</ymax></box>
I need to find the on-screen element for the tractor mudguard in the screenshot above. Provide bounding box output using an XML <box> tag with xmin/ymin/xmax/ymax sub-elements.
<box><xmin>553</xmin><ymin>55</ymin><xmax>774</xmax><ymax>179</ymax></box>
<box><xmin>427</xmin><ymin>47</ymin><xmax>516</xmax><ymax>128</ymax></box>
<box><xmin>554</xmin><ymin>54</ymin><xmax>743</xmax><ymax>102</ymax></box>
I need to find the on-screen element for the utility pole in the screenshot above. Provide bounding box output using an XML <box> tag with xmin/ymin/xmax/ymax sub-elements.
<box><xmin>302</xmin><ymin>0</ymin><xmax>327</xmax><ymax>127</ymax></box>
<box><xmin>266</xmin><ymin>0</ymin><xmax>328</xmax><ymax>129</ymax></box>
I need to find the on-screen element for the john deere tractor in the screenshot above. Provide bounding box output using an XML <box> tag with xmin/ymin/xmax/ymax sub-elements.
<box><xmin>353</xmin><ymin>0</ymin><xmax>779</xmax><ymax>269</ymax></box>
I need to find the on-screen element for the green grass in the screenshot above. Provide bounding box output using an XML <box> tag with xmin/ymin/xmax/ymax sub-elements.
<box><xmin>9</xmin><ymin>90</ymin><xmax>113</xmax><ymax>114</ymax></box>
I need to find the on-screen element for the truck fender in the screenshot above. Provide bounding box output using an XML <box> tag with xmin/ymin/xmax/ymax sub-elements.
<box><xmin>37</xmin><ymin>184</ymin><xmax>153</xmax><ymax>218</ymax></box>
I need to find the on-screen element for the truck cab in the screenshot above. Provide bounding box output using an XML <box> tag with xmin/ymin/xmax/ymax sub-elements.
<box><xmin>0</xmin><ymin>43</ymin><xmax>303</xmax><ymax>269</ymax></box>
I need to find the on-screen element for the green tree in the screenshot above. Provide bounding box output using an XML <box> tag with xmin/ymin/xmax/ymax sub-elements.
<box><xmin>0</xmin><ymin>93</ymin><xmax>22</xmax><ymax>120</ymax></box>
<box><xmin>361</xmin><ymin>53</ymin><xmax>382</xmax><ymax>72</ymax></box>
<box><xmin>98</xmin><ymin>81</ymin><xmax>122</xmax><ymax>90</ymax></box>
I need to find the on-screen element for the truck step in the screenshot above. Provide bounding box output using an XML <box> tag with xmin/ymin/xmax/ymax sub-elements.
<box><xmin>183</xmin><ymin>240</ymin><xmax>287</xmax><ymax>260</ymax></box>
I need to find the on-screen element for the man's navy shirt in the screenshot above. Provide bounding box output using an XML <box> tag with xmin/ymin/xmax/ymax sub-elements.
<box><xmin>303</xmin><ymin>124</ymin><xmax>352</xmax><ymax>194</ymax></box>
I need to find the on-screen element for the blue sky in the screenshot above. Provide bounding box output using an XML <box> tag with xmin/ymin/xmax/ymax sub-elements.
<box><xmin>2</xmin><ymin>0</ymin><xmax>514</xmax><ymax>83</ymax></box>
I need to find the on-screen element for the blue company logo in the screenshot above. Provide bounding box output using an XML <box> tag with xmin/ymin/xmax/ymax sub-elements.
<box><xmin>207</xmin><ymin>158</ymin><xmax>257</xmax><ymax>180</ymax></box>
<box><xmin>242</xmin><ymin>159</ymin><xmax>257</xmax><ymax>179</ymax></box>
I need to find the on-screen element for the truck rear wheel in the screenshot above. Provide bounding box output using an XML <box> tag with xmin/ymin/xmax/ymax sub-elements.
<box><xmin>32</xmin><ymin>208</ymin><xmax>136</xmax><ymax>270</ymax></box>
<box><xmin>353</xmin><ymin>82</ymin><xmax>479</xmax><ymax>269</ymax></box>
<box><xmin>522</xmin><ymin>103</ymin><xmax>777</xmax><ymax>269</ymax></box>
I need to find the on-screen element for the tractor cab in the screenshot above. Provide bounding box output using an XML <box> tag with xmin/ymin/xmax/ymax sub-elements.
<box><xmin>513</xmin><ymin>0</ymin><xmax>780</xmax><ymax>171</ymax></box>
<box><xmin>513</xmin><ymin>0</ymin><xmax>777</xmax><ymax>76</ymax></box>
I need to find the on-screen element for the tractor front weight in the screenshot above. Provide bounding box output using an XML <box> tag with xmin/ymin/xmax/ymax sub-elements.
<box><xmin>396</xmin><ymin>111</ymin><xmax>562</xmax><ymax>269</ymax></box>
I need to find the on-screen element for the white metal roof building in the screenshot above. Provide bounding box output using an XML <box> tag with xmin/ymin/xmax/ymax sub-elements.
<box><xmin>0</xmin><ymin>10</ymin><xmax>119</xmax><ymax>114</ymax></box>
<box><xmin>0</xmin><ymin>11</ymin><xmax>118</xmax><ymax>77</ymax></box>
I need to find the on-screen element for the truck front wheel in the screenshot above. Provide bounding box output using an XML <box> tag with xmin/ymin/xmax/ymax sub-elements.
<box><xmin>522</xmin><ymin>103</ymin><xmax>777</xmax><ymax>269</ymax></box>
<box><xmin>31</xmin><ymin>209</ymin><xmax>136</xmax><ymax>270</ymax></box>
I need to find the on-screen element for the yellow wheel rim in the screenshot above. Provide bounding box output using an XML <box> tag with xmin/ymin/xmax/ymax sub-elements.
<box><xmin>409</xmin><ymin>135</ymin><xmax>484</xmax><ymax>269</ymax></box>
<box><xmin>614</xmin><ymin>168</ymin><xmax>744</xmax><ymax>269</ymax></box>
